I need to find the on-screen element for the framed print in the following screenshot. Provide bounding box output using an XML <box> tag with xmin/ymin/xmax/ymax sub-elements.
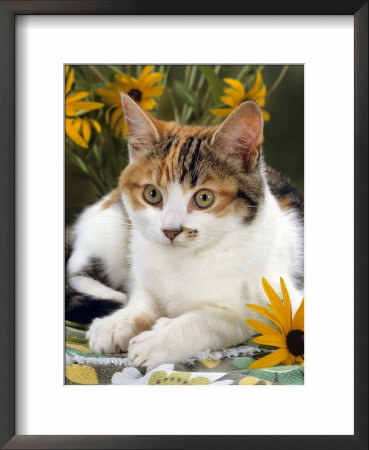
<box><xmin>0</xmin><ymin>1</ymin><xmax>367</xmax><ymax>449</ymax></box>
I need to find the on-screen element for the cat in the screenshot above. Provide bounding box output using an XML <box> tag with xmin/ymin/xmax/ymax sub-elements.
<box><xmin>66</xmin><ymin>94</ymin><xmax>304</xmax><ymax>367</ymax></box>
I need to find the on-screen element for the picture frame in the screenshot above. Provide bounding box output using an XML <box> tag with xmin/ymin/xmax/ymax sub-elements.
<box><xmin>0</xmin><ymin>1</ymin><xmax>367</xmax><ymax>448</ymax></box>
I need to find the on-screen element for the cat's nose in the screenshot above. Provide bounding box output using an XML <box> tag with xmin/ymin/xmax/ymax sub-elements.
<box><xmin>162</xmin><ymin>228</ymin><xmax>183</xmax><ymax>241</ymax></box>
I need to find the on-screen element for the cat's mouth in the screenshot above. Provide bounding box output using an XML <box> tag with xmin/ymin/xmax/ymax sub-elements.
<box><xmin>163</xmin><ymin>240</ymin><xmax>188</xmax><ymax>249</ymax></box>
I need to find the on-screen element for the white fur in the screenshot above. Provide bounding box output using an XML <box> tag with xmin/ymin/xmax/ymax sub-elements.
<box><xmin>70</xmin><ymin>173</ymin><xmax>303</xmax><ymax>365</ymax></box>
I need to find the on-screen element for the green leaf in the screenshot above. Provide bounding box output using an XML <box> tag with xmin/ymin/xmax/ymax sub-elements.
<box><xmin>173</xmin><ymin>81</ymin><xmax>200</xmax><ymax>117</ymax></box>
<box><xmin>92</xmin><ymin>143</ymin><xmax>103</xmax><ymax>166</ymax></box>
<box><xmin>75</xmin><ymin>80</ymin><xmax>106</xmax><ymax>90</ymax></box>
<box><xmin>199</xmin><ymin>66</ymin><xmax>223</xmax><ymax>102</ymax></box>
<box><xmin>67</xmin><ymin>151</ymin><xmax>89</xmax><ymax>174</ymax></box>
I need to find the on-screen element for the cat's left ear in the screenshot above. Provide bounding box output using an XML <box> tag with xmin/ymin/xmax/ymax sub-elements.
<box><xmin>121</xmin><ymin>93</ymin><xmax>159</xmax><ymax>160</ymax></box>
<box><xmin>211</xmin><ymin>101</ymin><xmax>263</xmax><ymax>172</ymax></box>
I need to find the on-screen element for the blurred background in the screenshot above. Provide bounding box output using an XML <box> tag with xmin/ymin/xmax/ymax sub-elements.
<box><xmin>65</xmin><ymin>65</ymin><xmax>303</xmax><ymax>225</ymax></box>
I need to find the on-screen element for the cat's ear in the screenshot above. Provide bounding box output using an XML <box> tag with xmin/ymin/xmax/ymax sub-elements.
<box><xmin>211</xmin><ymin>101</ymin><xmax>263</xmax><ymax>171</ymax></box>
<box><xmin>121</xmin><ymin>93</ymin><xmax>159</xmax><ymax>159</ymax></box>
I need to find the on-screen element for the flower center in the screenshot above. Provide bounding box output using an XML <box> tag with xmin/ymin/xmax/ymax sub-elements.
<box><xmin>286</xmin><ymin>329</ymin><xmax>304</xmax><ymax>356</ymax></box>
<box><xmin>128</xmin><ymin>89</ymin><xmax>142</xmax><ymax>103</ymax></box>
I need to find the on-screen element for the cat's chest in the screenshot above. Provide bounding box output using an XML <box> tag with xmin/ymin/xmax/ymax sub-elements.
<box><xmin>133</xmin><ymin>242</ymin><xmax>248</xmax><ymax>315</ymax></box>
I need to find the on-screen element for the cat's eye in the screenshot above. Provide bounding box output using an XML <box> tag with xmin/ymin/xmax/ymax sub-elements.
<box><xmin>194</xmin><ymin>190</ymin><xmax>215</xmax><ymax>209</ymax></box>
<box><xmin>143</xmin><ymin>185</ymin><xmax>163</xmax><ymax>205</ymax></box>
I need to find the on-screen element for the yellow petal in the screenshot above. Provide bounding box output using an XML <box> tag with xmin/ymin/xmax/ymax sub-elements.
<box><xmin>246</xmin><ymin>303</ymin><xmax>285</xmax><ymax>331</ymax></box>
<box><xmin>139</xmin><ymin>65</ymin><xmax>154</xmax><ymax>82</ymax></box>
<box><xmin>246</xmin><ymin>319</ymin><xmax>283</xmax><ymax>338</ymax></box>
<box><xmin>142</xmin><ymin>85</ymin><xmax>165</xmax><ymax>98</ymax></box>
<box><xmin>65</xmin><ymin>365</ymin><xmax>98</xmax><ymax>385</ymax></box>
<box><xmin>91</xmin><ymin>119</ymin><xmax>102</xmax><ymax>133</ymax></box>
<box><xmin>280</xmin><ymin>278</ymin><xmax>292</xmax><ymax>330</ymax></box>
<box><xmin>283</xmin><ymin>353</ymin><xmax>295</xmax><ymax>365</ymax></box>
<box><xmin>292</xmin><ymin>298</ymin><xmax>304</xmax><ymax>331</ymax></box>
<box><xmin>66</xmin><ymin>91</ymin><xmax>90</xmax><ymax>104</ymax></box>
<box><xmin>248</xmin><ymin>348</ymin><xmax>288</xmax><ymax>369</ymax></box>
<box><xmin>95</xmin><ymin>88</ymin><xmax>121</xmax><ymax>106</ymax></box>
<box><xmin>65</xmin><ymin>65</ymin><xmax>69</xmax><ymax>75</ymax></box>
<box><xmin>253</xmin><ymin>334</ymin><xmax>286</xmax><ymax>347</ymax></box>
<box><xmin>224</xmin><ymin>78</ymin><xmax>245</xmax><ymax>96</ymax></box>
<box><xmin>67</xmin><ymin>101</ymin><xmax>104</xmax><ymax>113</ymax></box>
<box><xmin>246</xmin><ymin>71</ymin><xmax>263</xmax><ymax>98</ymax></box>
<box><xmin>122</xmin><ymin>118</ymin><xmax>128</xmax><ymax>137</ymax></box>
<box><xmin>256</xmin><ymin>97</ymin><xmax>265</xmax><ymax>107</ymax></box>
<box><xmin>65</xmin><ymin>105</ymin><xmax>77</xmax><ymax>117</ymax></box>
<box><xmin>140</xmin><ymin>98</ymin><xmax>156</xmax><ymax>111</ymax></box>
<box><xmin>261</xmin><ymin>278</ymin><xmax>289</xmax><ymax>334</ymax></box>
<box><xmin>82</xmin><ymin>119</ymin><xmax>91</xmax><ymax>142</ymax></box>
<box><xmin>110</xmin><ymin>107</ymin><xmax>123</xmax><ymax>129</ymax></box>
<box><xmin>224</xmin><ymin>87</ymin><xmax>243</xmax><ymax>102</ymax></box>
<box><xmin>119</xmin><ymin>75</ymin><xmax>139</xmax><ymax>91</ymax></box>
<box><xmin>66</xmin><ymin>119</ymin><xmax>88</xmax><ymax>148</ymax></box>
<box><xmin>254</xmin><ymin>84</ymin><xmax>267</xmax><ymax>99</ymax></box>
<box><xmin>65</xmin><ymin>68</ymin><xmax>74</xmax><ymax>95</ymax></box>
<box><xmin>105</xmin><ymin>105</ymin><xmax>114</xmax><ymax>124</ymax></box>
<box><xmin>262</xmin><ymin>110</ymin><xmax>270</xmax><ymax>121</ymax></box>
<box><xmin>220</xmin><ymin>95</ymin><xmax>237</xmax><ymax>108</ymax></box>
<box><xmin>72</xmin><ymin>117</ymin><xmax>82</xmax><ymax>132</ymax></box>
<box><xmin>114</xmin><ymin>117</ymin><xmax>124</xmax><ymax>138</ymax></box>
<box><xmin>139</xmin><ymin>72</ymin><xmax>164</xmax><ymax>91</ymax></box>
<box><xmin>210</xmin><ymin>107</ymin><xmax>234</xmax><ymax>117</ymax></box>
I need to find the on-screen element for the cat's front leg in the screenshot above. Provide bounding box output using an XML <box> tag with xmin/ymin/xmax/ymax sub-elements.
<box><xmin>87</xmin><ymin>289</ymin><xmax>160</xmax><ymax>354</ymax></box>
<box><xmin>128</xmin><ymin>307</ymin><xmax>250</xmax><ymax>366</ymax></box>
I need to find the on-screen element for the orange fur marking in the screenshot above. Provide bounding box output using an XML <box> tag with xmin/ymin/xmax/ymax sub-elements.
<box><xmin>101</xmin><ymin>188</ymin><xmax>122</xmax><ymax>210</ymax></box>
<box><xmin>186</xmin><ymin>177</ymin><xmax>237</xmax><ymax>217</ymax></box>
<box><xmin>134</xmin><ymin>315</ymin><xmax>152</xmax><ymax>333</ymax></box>
<box><xmin>277</xmin><ymin>196</ymin><xmax>294</xmax><ymax>211</ymax></box>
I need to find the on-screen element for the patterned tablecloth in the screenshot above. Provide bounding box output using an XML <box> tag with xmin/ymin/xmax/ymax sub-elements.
<box><xmin>65</xmin><ymin>321</ymin><xmax>304</xmax><ymax>385</ymax></box>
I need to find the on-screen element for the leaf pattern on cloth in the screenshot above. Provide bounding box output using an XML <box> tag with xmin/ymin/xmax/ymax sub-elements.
<box><xmin>111</xmin><ymin>364</ymin><xmax>233</xmax><ymax>385</ymax></box>
<box><xmin>65</xmin><ymin>324</ymin><xmax>304</xmax><ymax>385</ymax></box>
<box><xmin>66</xmin><ymin>365</ymin><xmax>98</xmax><ymax>385</ymax></box>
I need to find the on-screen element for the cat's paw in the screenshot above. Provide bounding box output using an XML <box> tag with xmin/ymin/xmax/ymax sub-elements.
<box><xmin>128</xmin><ymin>324</ymin><xmax>184</xmax><ymax>367</ymax></box>
<box><xmin>152</xmin><ymin>317</ymin><xmax>171</xmax><ymax>329</ymax></box>
<box><xmin>87</xmin><ymin>315</ymin><xmax>134</xmax><ymax>354</ymax></box>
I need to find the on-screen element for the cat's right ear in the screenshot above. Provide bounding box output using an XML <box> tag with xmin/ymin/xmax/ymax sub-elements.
<box><xmin>211</xmin><ymin>101</ymin><xmax>263</xmax><ymax>172</ymax></box>
<box><xmin>121</xmin><ymin>94</ymin><xmax>159</xmax><ymax>160</ymax></box>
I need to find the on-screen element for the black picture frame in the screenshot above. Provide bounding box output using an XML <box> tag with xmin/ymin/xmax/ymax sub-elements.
<box><xmin>0</xmin><ymin>1</ymin><xmax>367</xmax><ymax>449</ymax></box>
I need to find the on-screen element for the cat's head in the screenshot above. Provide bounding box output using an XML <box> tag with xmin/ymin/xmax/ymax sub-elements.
<box><xmin>119</xmin><ymin>94</ymin><xmax>265</xmax><ymax>250</ymax></box>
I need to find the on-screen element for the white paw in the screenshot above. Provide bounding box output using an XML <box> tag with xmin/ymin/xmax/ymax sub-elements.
<box><xmin>152</xmin><ymin>317</ymin><xmax>171</xmax><ymax>329</ymax></box>
<box><xmin>128</xmin><ymin>327</ymin><xmax>177</xmax><ymax>367</ymax></box>
<box><xmin>111</xmin><ymin>291</ymin><xmax>128</xmax><ymax>305</ymax></box>
<box><xmin>87</xmin><ymin>314</ymin><xmax>134</xmax><ymax>354</ymax></box>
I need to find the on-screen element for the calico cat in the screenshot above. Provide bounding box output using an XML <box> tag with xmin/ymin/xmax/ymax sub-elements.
<box><xmin>66</xmin><ymin>94</ymin><xmax>304</xmax><ymax>366</ymax></box>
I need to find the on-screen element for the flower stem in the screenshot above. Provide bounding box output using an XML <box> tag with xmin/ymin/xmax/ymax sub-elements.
<box><xmin>181</xmin><ymin>66</ymin><xmax>192</xmax><ymax>124</ymax></box>
<box><xmin>266</xmin><ymin>65</ymin><xmax>289</xmax><ymax>99</ymax></box>
<box><xmin>236</xmin><ymin>65</ymin><xmax>251</xmax><ymax>81</ymax></box>
<box><xmin>108</xmin><ymin>65</ymin><xmax>124</xmax><ymax>76</ymax></box>
<box><xmin>183</xmin><ymin>65</ymin><xmax>198</xmax><ymax>123</ymax></box>
<box><xmin>88</xmin><ymin>65</ymin><xmax>107</xmax><ymax>83</ymax></box>
<box><xmin>168</xmin><ymin>88</ymin><xmax>180</xmax><ymax>123</ymax></box>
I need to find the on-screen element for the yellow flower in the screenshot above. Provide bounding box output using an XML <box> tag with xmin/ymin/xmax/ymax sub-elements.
<box><xmin>65</xmin><ymin>65</ymin><xmax>104</xmax><ymax>149</ymax></box>
<box><xmin>246</xmin><ymin>277</ymin><xmax>304</xmax><ymax>369</ymax></box>
<box><xmin>211</xmin><ymin>71</ymin><xmax>270</xmax><ymax>121</ymax></box>
<box><xmin>95</xmin><ymin>65</ymin><xmax>165</xmax><ymax>138</ymax></box>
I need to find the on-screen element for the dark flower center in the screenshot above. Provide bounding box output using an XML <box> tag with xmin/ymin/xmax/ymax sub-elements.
<box><xmin>128</xmin><ymin>89</ymin><xmax>142</xmax><ymax>103</ymax></box>
<box><xmin>286</xmin><ymin>329</ymin><xmax>304</xmax><ymax>357</ymax></box>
